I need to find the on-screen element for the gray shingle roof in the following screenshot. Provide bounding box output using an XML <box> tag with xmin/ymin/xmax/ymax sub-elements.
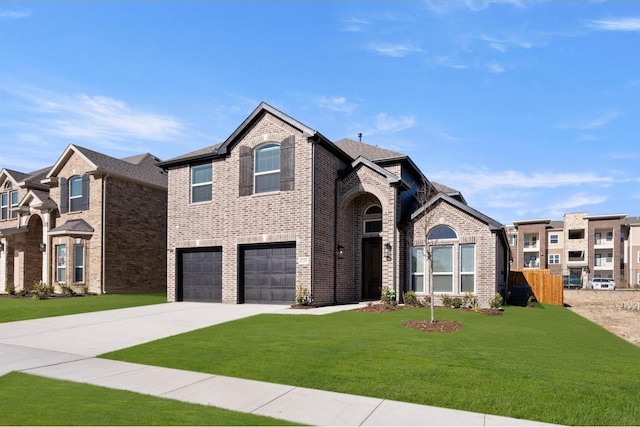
<box><xmin>161</xmin><ymin>144</ymin><xmax>221</xmax><ymax>165</ymax></box>
<box><xmin>73</xmin><ymin>145</ymin><xmax>168</xmax><ymax>189</ymax></box>
<box><xmin>49</xmin><ymin>218</ymin><xmax>95</xmax><ymax>235</ymax></box>
<box><xmin>334</xmin><ymin>138</ymin><xmax>406</xmax><ymax>162</ymax></box>
<box><xmin>3</xmin><ymin>169</ymin><xmax>30</xmax><ymax>183</ymax></box>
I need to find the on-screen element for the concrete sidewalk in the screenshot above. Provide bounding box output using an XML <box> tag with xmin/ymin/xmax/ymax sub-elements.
<box><xmin>0</xmin><ymin>302</ymin><xmax>556</xmax><ymax>426</ymax></box>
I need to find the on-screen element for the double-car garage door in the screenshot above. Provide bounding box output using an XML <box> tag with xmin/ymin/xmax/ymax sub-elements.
<box><xmin>177</xmin><ymin>244</ymin><xmax>296</xmax><ymax>304</ymax></box>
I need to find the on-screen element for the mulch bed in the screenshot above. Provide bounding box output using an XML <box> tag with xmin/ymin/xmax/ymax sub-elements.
<box><xmin>356</xmin><ymin>303</ymin><xmax>502</xmax><ymax>333</ymax></box>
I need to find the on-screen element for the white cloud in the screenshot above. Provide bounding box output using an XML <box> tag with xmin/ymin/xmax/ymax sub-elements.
<box><xmin>0</xmin><ymin>8</ymin><xmax>31</xmax><ymax>19</ymax></box>
<box><xmin>558</xmin><ymin>112</ymin><xmax>620</xmax><ymax>130</ymax></box>
<box><xmin>374</xmin><ymin>113</ymin><xmax>416</xmax><ymax>133</ymax></box>
<box><xmin>586</xmin><ymin>17</ymin><xmax>640</xmax><ymax>32</ymax></box>
<box><xmin>342</xmin><ymin>18</ymin><xmax>369</xmax><ymax>32</ymax></box>
<box><xmin>367</xmin><ymin>43</ymin><xmax>423</xmax><ymax>57</ymax></box>
<box><xmin>464</xmin><ymin>0</ymin><xmax>527</xmax><ymax>11</ymax></box>
<box><xmin>547</xmin><ymin>192</ymin><xmax>608</xmax><ymax>211</ymax></box>
<box><xmin>316</xmin><ymin>96</ymin><xmax>357</xmax><ymax>114</ymax></box>
<box><xmin>481</xmin><ymin>34</ymin><xmax>535</xmax><ymax>52</ymax></box>
<box><xmin>486</xmin><ymin>61</ymin><xmax>506</xmax><ymax>73</ymax></box>
<box><xmin>31</xmin><ymin>93</ymin><xmax>183</xmax><ymax>141</ymax></box>
<box><xmin>431</xmin><ymin>169</ymin><xmax>616</xmax><ymax>194</ymax></box>
<box><xmin>436</xmin><ymin>56</ymin><xmax>468</xmax><ymax>69</ymax></box>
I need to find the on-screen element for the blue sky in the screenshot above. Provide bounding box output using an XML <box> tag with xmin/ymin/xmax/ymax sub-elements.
<box><xmin>1</xmin><ymin>1</ymin><xmax>639</xmax><ymax>225</ymax></box>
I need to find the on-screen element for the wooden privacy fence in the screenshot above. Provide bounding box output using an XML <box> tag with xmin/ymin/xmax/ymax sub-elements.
<box><xmin>509</xmin><ymin>269</ymin><xmax>564</xmax><ymax>306</ymax></box>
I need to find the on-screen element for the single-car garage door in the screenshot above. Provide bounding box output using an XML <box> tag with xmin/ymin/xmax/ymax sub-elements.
<box><xmin>242</xmin><ymin>244</ymin><xmax>296</xmax><ymax>304</ymax></box>
<box><xmin>178</xmin><ymin>248</ymin><xmax>222</xmax><ymax>302</ymax></box>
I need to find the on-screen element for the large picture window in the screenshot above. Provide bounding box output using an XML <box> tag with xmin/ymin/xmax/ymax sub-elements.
<box><xmin>432</xmin><ymin>245</ymin><xmax>453</xmax><ymax>292</ymax></box>
<box><xmin>191</xmin><ymin>163</ymin><xmax>213</xmax><ymax>203</ymax></box>
<box><xmin>74</xmin><ymin>244</ymin><xmax>84</xmax><ymax>283</ymax></box>
<box><xmin>56</xmin><ymin>244</ymin><xmax>67</xmax><ymax>283</ymax></box>
<box><xmin>254</xmin><ymin>143</ymin><xmax>280</xmax><ymax>193</ymax></box>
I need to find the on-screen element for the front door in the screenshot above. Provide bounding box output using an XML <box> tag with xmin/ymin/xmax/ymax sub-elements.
<box><xmin>362</xmin><ymin>237</ymin><xmax>382</xmax><ymax>300</ymax></box>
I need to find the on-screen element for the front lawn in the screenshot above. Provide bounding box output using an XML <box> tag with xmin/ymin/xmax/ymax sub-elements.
<box><xmin>0</xmin><ymin>293</ymin><xmax>166</xmax><ymax>323</ymax></box>
<box><xmin>0</xmin><ymin>372</ymin><xmax>295</xmax><ymax>426</ymax></box>
<box><xmin>102</xmin><ymin>305</ymin><xmax>640</xmax><ymax>426</ymax></box>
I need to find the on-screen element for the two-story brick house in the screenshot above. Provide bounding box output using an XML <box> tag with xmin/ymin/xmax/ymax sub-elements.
<box><xmin>0</xmin><ymin>144</ymin><xmax>167</xmax><ymax>294</ymax></box>
<box><xmin>161</xmin><ymin>102</ymin><xmax>509</xmax><ymax>307</ymax></box>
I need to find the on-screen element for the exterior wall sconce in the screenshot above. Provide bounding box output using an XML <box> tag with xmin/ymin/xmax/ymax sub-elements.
<box><xmin>39</xmin><ymin>243</ymin><xmax>46</xmax><ymax>253</ymax></box>
<box><xmin>384</xmin><ymin>242</ymin><xmax>392</xmax><ymax>260</ymax></box>
<box><xmin>336</xmin><ymin>245</ymin><xmax>344</xmax><ymax>259</ymax></box>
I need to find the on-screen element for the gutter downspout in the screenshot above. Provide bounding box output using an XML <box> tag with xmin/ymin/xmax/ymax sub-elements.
<box><xmin>393</xmin><ymin>186</ymin><xmax>398</xmax><ymax>301</ymax></box>
<box><xmin>310</xmin><ymin>138</ymin><xmax>315</xmax><ymax>303</ymax></box>
<box><xmin>101</xmin><ymin>174</ymin><xmax>108</xmax><ymax>294</ymax></box>
<box><xmin>333</xmin><ymin>175</ymin><xmax>339</xmax><ymax>305</ymax></box>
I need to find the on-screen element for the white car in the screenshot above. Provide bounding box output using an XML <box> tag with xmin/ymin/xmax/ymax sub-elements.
<box><xmin>586</xmin><ymin>277</ymin><xmax>616</xmax><ymax>290</ymax></box>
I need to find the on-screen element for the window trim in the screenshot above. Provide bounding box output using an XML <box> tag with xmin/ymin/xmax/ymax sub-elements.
<box><xmin>431</xmin><ymin>244</ymin><xmax>454</xmax><ymax>293</ymax></box>
<box><xmin>459</xmin><ymin>244</ymin><xmax>475</xmax><ymax>293</ymax></box>
<box><xmin>254</xmin><ymin>143</ymin><xmax>281</xmax><ymax>194</ymax></box>
<box><xmin>411</xmin><ymin>246</ymin><xmax>425</xmax><ymax>293</ymax></box>
<box><xmin>56</xmin><ymin>244</ymin><xmax>67</xmax><ymax>283</ymax></box>
<box><xmin>363</xmin><ymin>204</ymin><xmax>383</xmax><ymax>234</ymax></box>
<box><xmin>190</xmin><ymin>163</ymin><xmax>213</xmax><ymax>204</ymax></box>
<box><xmin>549</xmin><ymin>234</ymin><xmax>559</xmax><ymax>244</ymax></box>
<box><xmin>548</xmin><ymin>253</ymin><xmax>560</xmax><ymax>264</ymax></box>
<box><xmin>73</xmin><ymin>244</ymin><xmax>84</xmax><ymax>283</ymax></box>
<box><xmin>10</xmin><ymin>190</ymin><xmax>18</xmax><ymax>219</ymax></box>
<box><xmin>0</xmin><ymin>192</ymin><xmax>7</xmax><ymax>220</ymax></box>
<box><xmin>69</xmin><ymin>176</ymin><xmax>83</xmax><ymax>212</ymax></box>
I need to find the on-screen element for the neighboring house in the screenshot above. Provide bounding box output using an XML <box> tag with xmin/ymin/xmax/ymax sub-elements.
<box><xmin>161</xmin><ymin>102</ymin><xmax>509</xmax><ymax>307</ymax></box>
<box><xmin>506</xmin><ymin>212</ymin><xmax>634</xmax><ymax>287</ymax></box>
<box><xmin>0</xmin><ymin>144</ymin><xmax>167</xmax><ymax>294</ymax></box>
<box><xmin>624</xmin><ymin>216</ymin><xmax>640</xmax><ymax>287</ymax></box>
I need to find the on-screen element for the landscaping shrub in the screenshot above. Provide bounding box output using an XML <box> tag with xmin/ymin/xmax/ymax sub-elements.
<box><xmin>489</xmin><ymin>293</ymin><xmax>503</xmax><ymax>309</ymax></box>
<box><xmin>31</xmin><ymin>281</ymin><xmax>54</xmax><ymax>300</ymax></box>
<box><xmin>403</xmin><ymin>291</ymin><xmax>421</xmax><ymax>306</ymax></box>
<box><xmin>441</xmin><ymin>294</ymin><xmax>453</xmax><ymax>308</ymax></box>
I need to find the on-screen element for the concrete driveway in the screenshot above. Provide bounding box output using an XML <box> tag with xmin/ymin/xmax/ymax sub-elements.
<box><xmin>0</xmin><ymin>302</ymin><xmax>556</xmax><ymax>426</ymax></box>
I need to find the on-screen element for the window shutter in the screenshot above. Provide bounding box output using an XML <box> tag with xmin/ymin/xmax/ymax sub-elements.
<box><xmin>280</xmin><ymin>136</ymin><xmax>295</xmax><ymax>191</ymax></box>
<box><xmin>59</xmin><ymin>178</ymin><xmax>68</xmax><ymax>214</ymax></box>
<box><xmin>80</xmin><ymin>174</ymin><xmax>90</xmax><ymax>210</ymax></box>
<box><xmin>239</xmin><ymin>145</ymin><xmax>253</xmax><ymax>196</ymax></box>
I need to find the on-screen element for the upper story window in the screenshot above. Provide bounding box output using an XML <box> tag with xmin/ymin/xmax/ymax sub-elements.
<box><xmin>549</xmin><ymin>234</ymin><xmax>559</xmax><ymax>244</ymax></box>
<box><xmin>69</xmin><ymin>176</ymin><xmax>83</xmax><ymax>211</ymax></box>
<box><xmin>191</xmin><ymin>163</ymin><xmax>212</xmax><ymax>203</ymax></box>
<box><xmin>10</xmin><ymin>190</ymin><xmax>18</xmax><ymax>218</ymax></box>
<box><xmin>363</xmin><ymin>205</ymin><xmax>382</xmax><ymax>233</ymax></box>
<box><xmin>0</xmin><ymin>192</ymin><xmax>7</xmax><ymax>220</ymax></box>
<box><xmin>239</xmin><ymin>136</ymin><xmax>295</xmax><ymax>196</ymax></box>
<box><xmin>254</xmin><ymin>143</ymin><xmax>280</xmax><ymax>194</ymax></box>
<box><xmin>60</xmin><ymin>175</ymin><xmax>89</xmax><ymax>213</ymax></box>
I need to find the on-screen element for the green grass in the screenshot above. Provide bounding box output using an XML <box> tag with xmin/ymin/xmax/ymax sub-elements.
<box><xmin>0</xmin><ymin>372</ymin><xmax>296</xmax><ymax>426</ymax></box>
<box><xmin>102</xmin><ymin>305</ymin><xmax>640</xmax><ymax>426</ymax></box>
<box><xmin>0</xmin><ymin>293</ymin><xmax>167</xmax><ymax>323</ymax></box>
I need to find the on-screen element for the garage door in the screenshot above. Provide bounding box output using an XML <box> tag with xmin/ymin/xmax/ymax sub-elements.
<box><xmin>242</xmin><ymin>244</ymin><xmax>296</xmax><ymax>304</ymax></box>
<box><xmin>178</xmin><ymin>248</ymin><xmax>222</xmax><ymax>302</ymax></box>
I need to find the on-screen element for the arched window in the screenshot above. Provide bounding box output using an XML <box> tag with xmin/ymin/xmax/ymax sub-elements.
<box><xmin>428</xmin><ymin>225</ymin><xmax>457</xmax><ymax>240</ymax></box>
<box><xmin>254</xmin><ymin>143</ymin><xmax>281</xmax><ymax>193</ymax></box>
<box><xmin>363</xmin><ymin>205</ymin><xmax>382</xmax><ymax>233</ymax></box>
<box><xmin>4</xmin><ymin>182</ymin><xmax>12</xmax><ymax>189</ymax></box>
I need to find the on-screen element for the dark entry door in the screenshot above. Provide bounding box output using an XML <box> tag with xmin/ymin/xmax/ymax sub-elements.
<box><xmin>178</xmin><ymin>248</ymin><xmax>222</xmax><ymax>302</ymax></box>
<box><xmin>362</xmin><ymin>237</ymin><xmax>382</xmax><ymax>300</ymax></box>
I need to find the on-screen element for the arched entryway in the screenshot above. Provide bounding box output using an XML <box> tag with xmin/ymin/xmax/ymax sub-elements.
<box><xmin>337</xmin><ymin>192</ymin><xmax>384</xmax><ymax>301</ymax></box>
<box><xmin>24</xmin><ymin>215</ymin><xmax>43</xmax><ymax>288</ymax></box>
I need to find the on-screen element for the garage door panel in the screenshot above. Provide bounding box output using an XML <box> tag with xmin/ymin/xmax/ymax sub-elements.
<box><xmin>179</xmin><ymin>249</ymin><xmax>222</xmax><ymax>303</ymax></box>
<box><xmin>242</xmin><ymin>244</ymin><xmax>296</xmax><ymax>304</ymax></box>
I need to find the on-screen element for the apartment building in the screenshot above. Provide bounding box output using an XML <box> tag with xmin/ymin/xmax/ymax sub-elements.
<box><xmin>506</xmin><ymin>212</ymin><xmax>638</xmax><ymax>287</ymax></box>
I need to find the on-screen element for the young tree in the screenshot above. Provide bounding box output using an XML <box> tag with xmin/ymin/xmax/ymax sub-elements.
<box><xmin>414</xmin><ymin>178</ymin><xmax>440</xmax><ymax>323</ymax></box>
